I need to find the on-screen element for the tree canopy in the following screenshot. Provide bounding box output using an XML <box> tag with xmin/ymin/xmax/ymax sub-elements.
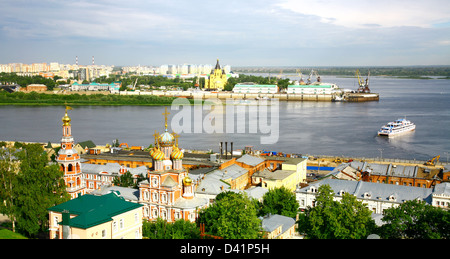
<box><xmin>0</xmin><ymin>144</ymin><xmax>70</xmax><ymax>237</ymax></box>
<box><xmin>142</xmin><ymin>218</ymin><xmax>201</xmax><ymax>239</ymax></box>
<box><xmin>297</xmin><ymin>184</ymin><xmax>376</xmax><ymax>239</ymax></box>
<box><xmin>378</xmin><ymin>199</ymin><xmax>450</xmax><ymax>239</ymax></box>
<box><xmin>197</xmin><ymin>191</ymin><xmax>262</xmax><ymax>239</ymax></box>
<box><xmin>259</xmin><ymin>186</ymin><xmax>299</xmax><ymax>218</ymax></box>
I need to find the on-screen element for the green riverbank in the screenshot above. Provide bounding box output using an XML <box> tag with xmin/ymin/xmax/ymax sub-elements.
<box><xmin>0</xmin><ymin>91</ymin><xmax>180</xmax><ymax>106</ymax></box>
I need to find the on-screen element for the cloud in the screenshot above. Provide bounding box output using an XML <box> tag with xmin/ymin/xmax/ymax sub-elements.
<box><xmin>0</xmin><ymin>0</ymin><xmax>449</xmax><ymax>66</ymax></box>
<box><xmin>276</xmin><ymin>0</ymin><xmax>450</xmax><ymax>28</ymax></box>
<box><xmin>0</xmin><ymin>0</ymin><xmax>182</xmax><ymax>40</ymax></box>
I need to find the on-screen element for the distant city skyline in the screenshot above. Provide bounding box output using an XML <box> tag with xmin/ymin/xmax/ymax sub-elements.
<box><xmin>1</xmin><ymin>0</ymin><xmax>449</xmax><ymax>67</ymax></box>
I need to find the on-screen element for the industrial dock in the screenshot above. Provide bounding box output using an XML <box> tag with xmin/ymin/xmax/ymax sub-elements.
<box><xmin>119</xmin><ymin>90</ymin><xmax>379</xmax><ymax>102</ymax></box>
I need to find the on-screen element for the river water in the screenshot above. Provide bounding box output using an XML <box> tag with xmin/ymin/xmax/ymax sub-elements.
<box><xmin>0</xmin><ymin>76</ymin><xmax>449</xmax><ymax>161</ymax></box>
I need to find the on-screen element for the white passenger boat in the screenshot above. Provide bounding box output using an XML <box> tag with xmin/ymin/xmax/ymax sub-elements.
<box><xmin>378</xmin><ymin>118</ymin><xmax>415</xmax><ymax>137</ymax></box>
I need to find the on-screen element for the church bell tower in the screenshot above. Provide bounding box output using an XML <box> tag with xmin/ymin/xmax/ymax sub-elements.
<box><xmin>56</xmin><ymin>106</ymin><xmax>85</xmax><ymax>199</ymax></box>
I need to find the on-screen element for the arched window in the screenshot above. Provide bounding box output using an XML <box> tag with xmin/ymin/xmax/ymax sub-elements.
<box><xmin>68</xmin><ymin>164</ymin><xmax>73</xmax><ymax>172</ymax></box>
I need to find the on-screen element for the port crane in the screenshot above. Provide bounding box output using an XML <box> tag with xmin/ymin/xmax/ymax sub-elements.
<box><xmin>276</xmin><ymin>69</ymin><xmax>283</xmax><ymax>79</ymax></box>
<box><xmin>297</xmin><ymin>69</ymin><xmax>306</xmax><ymax>85</ymax></box>
<box><xmin>356</xmin><ymin>69</ymin><xmax>371</xmax><ymax>93</ymax></box>
<box><xmin>306</xmin><ymin>69</ymin><xmax>321</xmax><ymax>84</ymax></box>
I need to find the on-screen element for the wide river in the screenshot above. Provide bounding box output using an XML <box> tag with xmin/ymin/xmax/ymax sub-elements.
<box><xmin>1</xmin><ymin>76</ymin><xmax>449</xmax><ymax>161</ymax></box>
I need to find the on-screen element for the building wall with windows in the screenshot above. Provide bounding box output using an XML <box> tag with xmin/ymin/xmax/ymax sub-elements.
<box><xmin>48</xmin><ymin>192</ymin><xmax>143</xmax><ymax>239</ymax></box>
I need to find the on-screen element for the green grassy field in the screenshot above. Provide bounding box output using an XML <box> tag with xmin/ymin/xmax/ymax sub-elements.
<box><xmin>0</xmin><ymin>228</ymin><xmax>27</xmax><ymax>239</ymax></box>
<box><xmin>0</xmin><ymin>91</ymin><xmax>179</xmax><ymax>106</ymax></box>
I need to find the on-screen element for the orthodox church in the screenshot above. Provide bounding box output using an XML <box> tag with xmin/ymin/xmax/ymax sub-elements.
<box><xmin>204</xmin><ymin>59</ymin><xmax>228</xmax><ymax>90</ymax></box>
<box><xmin>138</xmin><ymin>108</ymin><xmax>209</xmax><ymax>222</ymax></box>
<box><xmin>55</xmin><ymin>107</ymin><xmax>208</xmax><ymax>223</ymax></box>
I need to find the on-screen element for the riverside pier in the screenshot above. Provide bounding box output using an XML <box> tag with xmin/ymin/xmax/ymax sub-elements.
<box><xmin>118</xmin><ymin>90</ymin><xmax>379</xmax><ymax>102</ymax></box>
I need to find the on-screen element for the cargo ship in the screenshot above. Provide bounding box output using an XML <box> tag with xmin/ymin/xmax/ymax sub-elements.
<box><xmin>378</xmin><ymin>118</ymin><xmax>416</xmax><ymax>137</ymax></box>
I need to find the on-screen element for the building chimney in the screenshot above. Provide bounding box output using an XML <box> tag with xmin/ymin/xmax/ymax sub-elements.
<box><xmin>230</xmin><ymin>142</ymin><xmax>233</xmax><ymax>159</ymax></box>
<box><xmin>225</xmin><ymin>142</ymin><xmax>228</xmax><ymax>159</ymax></box>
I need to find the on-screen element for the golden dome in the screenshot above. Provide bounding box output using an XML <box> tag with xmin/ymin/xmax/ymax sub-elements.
<box><xmin>183</xmin><ymin>176</ymin><xmax>192</xmax><ymax>186</ymax></box>
<box><xmin>151</xmin><ymin>147</ymin><xmax>165</xmax><ymax>161</ymax></box>
<box><xmin>62</xmin><ymin>112</ymin><xmax>71</xmax><ymax>126</ymax></box>
<box><xmin>170</xmin><ymin>146</ymin><xmax>184</xmax><ymax>160</ymax></box>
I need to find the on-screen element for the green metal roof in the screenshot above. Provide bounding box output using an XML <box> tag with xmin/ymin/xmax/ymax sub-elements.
<box><xmin>48</xmin><ymin>192</ymin><xmax>142</xmax><ymax>229</ymax></box>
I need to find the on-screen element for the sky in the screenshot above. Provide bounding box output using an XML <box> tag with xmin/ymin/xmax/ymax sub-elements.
<box><xmin>1</xmin><ymin>0</ymin><xmax>450</xmax><ymax>67</ymax></box>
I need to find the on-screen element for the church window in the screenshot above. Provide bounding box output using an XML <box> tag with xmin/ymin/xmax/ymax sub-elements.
<box><xmin>152</xmin><ymin>177</ymin><xmax>158</xmax><ymax>187</ymax></box>
<box><xmin>68</xmin><ymin>164</ymin><xmax>73</xmax><ymax>172</ymax></box>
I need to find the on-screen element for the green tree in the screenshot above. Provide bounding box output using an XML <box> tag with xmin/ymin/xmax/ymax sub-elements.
<box><xmin>260</xmin><ymin>186</ymin><xmax>299</xmax><ymax>218</ymax></box>
<box><xmin>338</xmin><ymin>192</ymin><xmax>376</xmax><ymax>239</ymax></box>
<box><xmin>113</xmin><ymin>171</ymin><xmax>135</xmax><ymax>188</ymax></box>
<box><xmin>198</xmin><ymin>191</ymin><xmax>262</xmax><ymax>239</ymax></box>
<box><xmin>379</xmin><ymin>200</ymin><xmax>450</xmax><ymax>239</ymax></box>
<box><xmin>276</xmin><ymin>78</ymin><xmax>290</xmax><ymax>90</ymax></box>
<box><xmin>0</xmin><ymin>146</ymin><xmax>19</xmax><ymax>232</ymax></box>
<box><xmin>14</xmin><ymin>144</ymin><xmax>70</xmax><ymax>237</ymax></box>
<box><xmin>142</xmin><ymin>218</ymin><xmax>201</xmax><ymax>239</ymax></box>
<box><xmin>297</xmin><ymin>184</ymin><xmax>375</xmax><ymax>239</ymax></box>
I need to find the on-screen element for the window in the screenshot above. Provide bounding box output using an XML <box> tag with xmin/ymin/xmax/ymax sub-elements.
<box><xmin>102</xmin><ymin>229</ymin><xmax>106</xmax><ymax>238</ymax></box>
<box><xmin>135</xmin><ymin>213</ymin><xmax>139</xmax><ymax>223</ymax></box>
<box><xmin>54</xmin><ymin>216</ymin><xmax>59</xmax><ymax>227</ymax></box>
<box><xmin>152</xmin><ymin>177</ymin><xmax>158</xmax><ymax>187</ymax></box>
<box><xmin>113</xmin><ymin>222</ymin><xmax>117</xmax><ymax>232</ymax></box>
<box><xmin>120</xmin><ymin>219</ymin><xmax>124</xmax><ymax>229</ymax></box>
